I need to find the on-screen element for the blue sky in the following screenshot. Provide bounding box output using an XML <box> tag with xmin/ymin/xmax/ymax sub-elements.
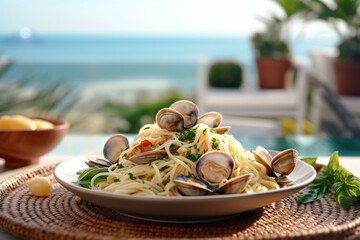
<box><xmin>0</xmin><ymin>0</ymin><xmax>336</xmax><ymax>37</ymax></box>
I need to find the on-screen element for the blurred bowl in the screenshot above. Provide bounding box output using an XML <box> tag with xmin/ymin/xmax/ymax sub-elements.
<box><xmin>0</xmin><ymin>118</ymin><xmax>69</xmax><ymax>168</ymax></box>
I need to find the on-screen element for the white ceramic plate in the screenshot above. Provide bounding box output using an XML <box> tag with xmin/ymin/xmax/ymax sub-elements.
<box><xmin>54</xmin><ymin>152</ymin><xmax>316</xmax><ymax>223</ymax></box>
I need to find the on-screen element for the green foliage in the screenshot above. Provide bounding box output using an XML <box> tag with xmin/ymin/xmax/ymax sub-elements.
<box><xmin>273</xmin><ymin>0</ymin><xmax>310</xmax><ymax>18</ymax></box>
<box><xmin>337</xmin><ymin>37</ymin><xmax>360</xmax><ymax>61</ymax></box>
<box><xmin>77</xmin><ymin>167</ymin><xmax>109</xmax><ymax>188</ymax></box>
<box><xmin>301</xmin><ymin>157</ymin><xmax>317</xmax><ymax>167</ymax></box>
<box><xmin>306</xmin><ymin>0</ymin><xmax>360</xmax><ymax>60</ymax></box>
<box><xmin>297</xmin><ymin>169</ymin><xmax>331</xmax><ymax>204</ymax></box>
<box><xmin>298</xmin><ymin>152</ymin><xmax>360</xmax><ymax>210</ymax></box>
<box><xmin>0</xmin><ymin>62</ymin><xmax>77</xmax><ymax>121</ymax></box>
<box><xmin>251</xmin><ymin>0</ymin><xmax>308</xmax><ymax>58</ymax></box>
<box><xmin>208</xmin><ymin>62</ymin><xmax>243</xmax><ymax>88</ymax></box>
<box><xmin>102</xmin><ymin>92</ymin><xmax>184</xmax><ymax>133</ymax></box>
<box><xmin>251</xmin><ymin>32</ymin><xmax>290</xmax><ymax>58</ymax></box>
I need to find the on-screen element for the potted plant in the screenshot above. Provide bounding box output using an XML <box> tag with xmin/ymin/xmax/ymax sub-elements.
<box><xmin>251</xmin><ymin>0</ymin><xmax>308</xmax><ymax>89</ymax></box>
<box><xmin>208</xmin><ymin>61</ymin><xmax>243</xmax><ymax>88</ymax></box>
<box><xmin>306</xmin><ymin>0</ymin><xmax>360</xmax><ymax>95</ymax></box>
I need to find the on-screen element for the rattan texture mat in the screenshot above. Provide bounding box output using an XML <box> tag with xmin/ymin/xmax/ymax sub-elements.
<box><xmin>1</xmin><ymin>164</ymin><xmax>360</xmax><ymax>240</ymax></box>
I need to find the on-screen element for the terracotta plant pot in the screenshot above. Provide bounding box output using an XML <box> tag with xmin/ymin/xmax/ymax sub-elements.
<box><xmin>333</xmin><ymin>61</ymin><xmax>360</xmax><ymax>96</ymax></box>
<box><xmin>256</xmin><ymin>58</ymin><xmax>292</xmax><ymax>89</ymax></box>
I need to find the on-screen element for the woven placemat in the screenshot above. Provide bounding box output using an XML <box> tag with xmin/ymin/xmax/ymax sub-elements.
<box><xmin>1</xmin><ymin>164</ymin><xmax>360</xmax><ymax>240</ymax></box>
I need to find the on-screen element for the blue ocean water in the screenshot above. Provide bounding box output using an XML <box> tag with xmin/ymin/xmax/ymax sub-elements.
<box><xmin>0</xmin><ymin>35</ymin><xmax>337</xmax><ymax>98</ymax></box>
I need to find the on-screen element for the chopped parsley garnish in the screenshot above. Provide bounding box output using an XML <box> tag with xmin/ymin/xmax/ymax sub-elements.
<box><xmin>176</xmin><ymin>127</ymin><xmax>198</xmax><ymax>143</ymax></box>
<box><xmin>161</xmin><ymin>166</ymin><xmax>169</xmax><ymax>171</ymax></box>
<box><xmin>122</xmin><ymin>153</ymin><xmax>128</xmax><ymax>159</ymax></box>
<box><xmin>167</xmin><ymin>176</ymin><xmax>170</xmax><ymax>182</ymax></box>
<box><xmin>130</xmin><ymin>192</ymin><xmax>135</xmax><ymax>195</ymax></box>
<box><xmin>203</xmin><ymin>128</ymin><xmax>207</xmax><ymax>135</ymax></box>
<box><xmin>210</xmin><ymin>129</ymin><xmax>217</xmax><ymax>133</ymax></box>
<box><xmin>163</xmin><ymin>157</ymin><xmax>170</xmax><ymax>162</ymax></box>
<box><xmin>211</xmin><ymin>138</ymin><xmax>219</xmax><ymax>149</ymax></box>
<box><xmin>191</xmin><ymin>173</ymin><xmax>196</xmax><ymax>178</ymax></box>
<box><xmin>148</xmin><ymin>163</ymin><xmax>152</xmax><ymax>166</ymax></box>
<box><xmin>116</xmin><ymin>163</ymin><xmax>125</xmax><ymax>168</ymax></box>
<box><xmin>194</xmin><ymin>144</ymin><xmax>197</xmax><ymax>149</ymax></box>
<box><xmin>186</xmin><ymin>151</ymin><xmax>201</xmax><ymax>162</ymax></box>
<box><xmin>173</xmin><ymin>152</ymin><xmax>179</xmax><ymax>156</ymax></box>
<box><xmin>128</xmin><ymin>173</ymin><xmax>136</xmax><ymax>180</ymax></box>
<box><xmin>142</xmin><ymin>180</ymin><xmax>145</xmax><ymax>184</ymax></box>
<box><xmin>144</xmin><ymin>127</ymin><xmax>150</xmax><ymax>130</ymax></box>
<box><xmin>114</xmin><ymin>179</ymin><xmax>120</xmax><ymax>182</ymax></box>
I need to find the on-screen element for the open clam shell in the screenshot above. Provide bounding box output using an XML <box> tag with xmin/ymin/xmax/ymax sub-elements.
<box><xmin>174</xmin><ymin>176</ymin><xmax>212</xmax><ymax>196</ymax></box>
<box><xmin>196</xmin><ymin>151</ymin><xmax>234</xmax><ymax>188</ymax></box>
<box><xmin>197</xmin><ymin>112</ymin><xmax>222</xmax><ymax>129</ymax></box>
<box><xmin>252</xmin><ymin>150</ymin><xmax>277</xmax><ymax>178</ymax></box>
<box><xmin>169</xmin><ymin>100</ymin><xmax>199</xmax><ymax>128</ymax></box>
<box><xmin>156</xmin><ymin>108</ymin><xmax>186</xmax><ymax>132</ymax></box>
<box><xmin>275</xmin><ymin>175</ymin><xmax>293</xmax><ymax>187</ymax></box>
<box><xmin>128</xmin><ymin>150</ymin><xmax>168</xmax><ymax>164</ymax></box>
<box><xmin>103</xmin><ymin>134</ymin><xmax>129</xmax><ymax>163</ymax></box>
<box><xmin>85</xmin><ymin>157</ymin><xmax>113</xmax><ymax>168</ymax></box>
<box><xmin>256</xmin><ymin>146</ymin><xmax>273</xmax><ymax>163</ymax></box>
<box><xmin>213</xmin><ymin>126</ymin><xmax>231</xmax><ymax>134</ymax></box>
<box><xmin>271</xmin><ymin>149</ymin><xmax>298</xmax><ymax>176</ymax></box>
<box><xmin>216</xmin><ymin>173</ymin><xmax>253</xmax><ymax>194</ymax></box>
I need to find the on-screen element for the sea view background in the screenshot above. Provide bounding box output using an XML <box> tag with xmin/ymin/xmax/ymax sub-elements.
<box><xmin>0</xmin><ymin>35</ymin><xmax>337</xmax><ymax>94</ymax></box>
<box><xmin>0</xmin><ymin>0</ymin><xmax>341</xmax><ymax>134</ymax></box>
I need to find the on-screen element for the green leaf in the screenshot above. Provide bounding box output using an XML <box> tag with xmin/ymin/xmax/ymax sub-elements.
<box><xmin>297</xmin><ymin>169</ymin><xmax>330</xmax><ymax>204</ymax></box>
<box><xmin>301</xmin><ymin>157</ymin><xmax>317</xmax><ymax>167</ymax></box>
<box><xmin>327</xmin><ymin>151</ymin><xmax>339</xmax><ymax>173</ymax></box>
<box><xmin>78</xmin><ymin>167</ymin><xmax>109</xmax><ymax>188</ymax></box>
<box><xmin>273</xmin><ymin>0</ymin><xmax>310</xmax><ymax>18</ymax></box>
<box><xmin>298</xmin><ymin>151</ymin><xmax>360</xmax><ymax>210</ymax></box>
<box><xmin>332</xmin><ymin>166</ymin><xmax>360</xmax><ymax>210</ymax></box>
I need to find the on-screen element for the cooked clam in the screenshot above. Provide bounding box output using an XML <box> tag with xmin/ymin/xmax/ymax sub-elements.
<box><xmin>103</xmin><ymin>134</ymin><xmax>129</xmax><ymax>163</ymax></box>
<box><xmin>156</xmin><ymin>108</ymin><xmax>186</xmax><ymax>132</ymax></box>
<box><xmin>271</xmin><ymin>149</ymin><xmax>298</xmax><ymax>176</ymax></box>
<box><xmin>212</xmin><ymin>126</ymin><xmax>231</xmax><ymax>134</ymax></box>
<box><xmin>252</xmin><ymin>146</ymin><xmax>298</xmax><ymax>185</ymax></box>
<box><xmin>196</xmin><ymin>151</ymin><xmax>234</xmax><ymax>187</ymax></box>
<box><xmin>275</xmin><ymin>175</ymin><xmax>293</xmax><ymax>187</ymax></box>
<box><xmin>174</xmin><ymin>176</ymin><xmax>212</xmax><ymax>196</ymax></box>
<box><xmin>85</xmin><ymin>157</ymin><xmax>113</xmax><ymax>168</ymax></box>
<box><xmin>128</xmin><ymin>150</ymin><xmax>168</xmax><ymax>164</ymax></box>
<box><xmin>252</xmin><ymin>150</ymin><xmax>277</xmax><ymax>177</ymax></box>
<box><xmin>256</xmin><ymin>146</ymin><xmax>273</xmax><ymax>163</ymax></box>
<box><xmin>197</xmin><ymin>112</ymin><xmax>222</xmax><ymax>129</ymax></box>
<box><xmin>169</xmin><ymin>100</ymin><xmax>199</xmax><ymax>128</ymax></box>
<box><xmin>216</xmin><ymin>173</ymin><xmax>253</xmax><ymax>194</ymax></box>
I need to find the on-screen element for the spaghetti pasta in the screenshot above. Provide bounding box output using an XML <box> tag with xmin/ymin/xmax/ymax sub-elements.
<box><xmin>90</xmin><ymin>123</ymin><xmax>280</xmax><ymax>196</ymax></box>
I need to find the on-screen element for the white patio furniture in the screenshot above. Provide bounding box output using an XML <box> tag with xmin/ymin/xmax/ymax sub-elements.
<box><xmin>196</xmin><ymin>58</ymin><xmax>308</xmax><ymax>135</ymax></box>
<box><xmin>310</xmin><ymin>50</ymin><xmax>360</xmax><ymax>134</ymax></box>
